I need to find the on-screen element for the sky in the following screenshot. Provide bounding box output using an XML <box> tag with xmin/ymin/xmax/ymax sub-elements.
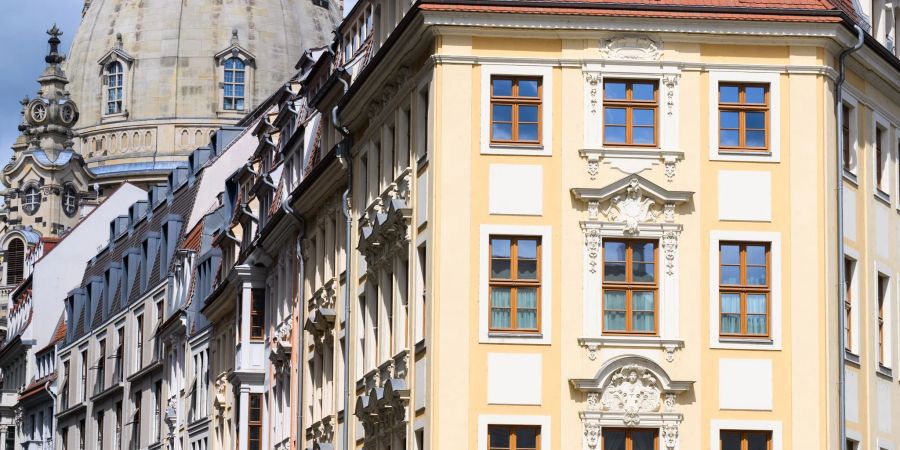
<box><xmin>0</xmin><ymin>1</ymin><xmax>356</xmax><ymax>166</ymax></box>
<box><xmin>0</xmin><ymin>1</ymin><xmax>82</xmax><ymax>165</ymax></box>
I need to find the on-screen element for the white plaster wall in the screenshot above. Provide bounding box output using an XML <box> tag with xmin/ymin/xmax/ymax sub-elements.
<box><xmin>878</xmin><ymin>379</ymin><xmax>893</xmax><ymax>433</ymax></box>
<box><xmin>718</xmin><ymin>358</ymin><xmax>773</xmax><ymax>410</ymax></box>
<box><xmin>487</xmin><ymin>353</ymin><xmax>542</xmax><ymax>405</ymax></box>
<box><xmin>489</xmin><ymin>164</ymin><xmax>543</xmax><ymax>216</ymax></box>
<box><xmin>415</xmin><ymin>356</ymin><xmax>426</xmax><ymax>410</ymax></box>
<box><xmin>876</xmin><ymin>206</ymin><xmax>890</xmax><ymax>259</ymax></box>
<box><xmin>417</xmin><ymin>168</ymin><xmax>429</xmax><ymax>228</ymax></box>
<box><xmin>843</xmin><ymin>186</ymin><xmax>857</xmax><ymax>241</ymax></box>
<box><xmin>846</xmin><ymin>370</ymin><xmax>859</xmax><ymax>422</ymax></box>
<box><xmin>31</xmin><ymin>183</ymin><xmax>147</xmax><ymax>349</ymax></box>
<box><xmin>718</xmin><ymin>171</ymin><xmax>772</xmax><ymax>222</ymax></box>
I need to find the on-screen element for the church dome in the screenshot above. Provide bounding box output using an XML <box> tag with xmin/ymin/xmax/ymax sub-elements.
<box><xmin>64</xmin><ymin>0</ymin><xmax>341</xmax><ymax>188</ymax></box>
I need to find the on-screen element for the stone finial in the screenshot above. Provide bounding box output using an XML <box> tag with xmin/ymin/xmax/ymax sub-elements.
<box><xmin>45</xmin><ymin>24</ymin><xmax>64</xmax><ymax>65</ymax></box>
<box><xmin>115</xmin><ymin>33</ymin><xmax>123</xmax><ymax>49</ymax></box>
<box><xmin>231</xmin><ymin>29</ymin><xmax>239</xmax><ymax>46</ymax></box>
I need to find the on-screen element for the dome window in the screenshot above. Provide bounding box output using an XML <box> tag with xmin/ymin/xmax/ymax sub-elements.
<box><xmin>224</xmin><ymin>58</ymin><xmax>246</xmax><ymax>111</ymax></box>
<box><xmin>62</xmin><ymin>184</ymin><xmax>79</xmax><ymax>218</ymax></box>
<box><xmin>22</xmin><ymin>185</ymin><xmax>41</xmax><ymax>216</ymax></box>
<box><xmin>105</xmin><ymin>61</ymin><xmax>125</xmax><ymax>115</ymax></box>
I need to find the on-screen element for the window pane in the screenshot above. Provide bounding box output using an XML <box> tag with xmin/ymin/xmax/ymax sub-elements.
<box><xmin>633</xmin><ymin>127</ymin><xmax>655</xmax><ymax>145</ymax></box>
<box><xmin>518</xmin><ymin>124</ymin><xmax>539</xmax><ymax>142</ymax></box>
<box><xmin>720</xmin><ymin>244</ymin><xmax>740</xmax><ymax>264</ymax></box>
<box><xmin>492</xmin><ymin>104</ymin><xmax>513</xmax><ymax>122</ymax></box>
<box><xmin>632</xmin><ymin>292</ymin><xmax>655</xmax><ymax>332</ymax></box>
<box><xmin>745</xmin><ymin>130</ymin><xmax>766</xmax><ymax>148</ymax></box>
<box><xmin>602</xmin><ymin>430</ymin><xmax>626</xmax><ymax>450</ymax></box>
<box><xmin>604</xmin><ymin>82</ymin><xmax>627</xmax><ymax>100</ymax></box>
<box><xmin>492</xmin><ymin>79</ymin><xmax>513</xmax><ymax>97</ymax></box>
<box><xmin>516</xmin><ymin>427</ymin><xmax>538</xmax><ymax>449</ymax></box>
<box><xmin>491</xmin><ymin>238</ymin><xmax>511</xmax><ymax>258</ymax></box>
<box><xmin>720</xmin><ymin>266</ymin><xmax>740</xmax><ymax>285</ymax></box>
<box><xmin>604</xmin><ymin>108</ymin><xmax>626</xmax><ymax>125</ymax></box>
<box><xmin>517</xmin><ymin>239</ymin><xmax>537</xmax><ymax>259</ymax></box>
<box><xmin>235</xmin><ymin>85</ymin><xmax>245</xmax><ymax>97</ymax></box>
<box><xmin>224</xmin><ymin>85</ymin><xmax>233</xmax><ymax>96</ymax></box>
<box><xmin>604</xmin><ymin>291</ymin><xmax>626</xmax><ymax>331</ymax></box>
<box><xmin>489</xmin><ymin>427</ymin><xmax>510</xmax><ymax>449</ymax></box>
<box><xmin>720</xmin><ymin>130</ymin><xmax>740</xmax><ymax>147</ymax></box>
<box><xmin>492</xmin><ymin>123</ymin><xmax>512</xmax><ymax>141</ymax></box>
<box><xmin>747</xmin><ymin>314</ymin><xmax>767</xmax><ymax>335</ymax></box>
<box><xmin>235</xmin><ymin>71</ymin><xmax>245</xmax><ymax>83</ymax></box>
<box><xmin>224</xmin><ymin>71</ymin><xmax>233</xmax><ymax>83</ymax></box>
<box><xmin>633</xmin><ymin>242</ymin><xmax>655</xmax><ymax>262</ymax></box>
<box><xmin>632</xmin><ymin>263</ymin><xmax>655</xmax><ymax>283</ymax></box>
<box><xmin>747</xmin><ymin>294</ymin><xmax>767</xmax><ymax>314</ymax></box>
<box><xmin>631</xmin><ymin>430</ymin><xmax>657</xmax><ymax>450</ymax></box>
<box><xmin>632</xmin><ymin>83</ymin><xmax>655</xmax><ymax>101</ymax></box>
<box><xmin>236</xmin><ymin>99</ymin><xmax>244</xmax><ymax>110</ymax></box>
<box><xmin>721</xmin><ymin>432</ymin><xmax>742</xmax><ymax>450</ymax></box>
<box><xmin>746</xmin><ymin>266</ymin><xmax>767</xmax><ymax>285</ymax></box>
<box><xmin>745</xmin><ymin>86</ymin><xmax>767</xmax><ymax>104</ymax></box>
<box><xmin>604</xmin><ymin>262</ymin><xmax>626</xmax><ymax>282</ymax></box>
<box><xmin>633</xmin><ymin>109</ymin><xmax>655</xmax><ymax>126</ymax></box>
<box><xmin>604</xmin><ymin>241</ymin><xmax>626</xmax><ymax>261</ymax></box>
<box><xmin>605</xmin><ymin>126</ymin><xmax>627</xmax><ymax>144</ymax></box>
<box><xmin>519</xmin><ymin>105</ymin><xmax>539</xmax><ymax>123</ymax></box>
<box><xmin>746</xmin><ymin>245</ymin><xmax>767</xmax><ymax>265</ymax></box>
<box><xmin>720</xmin><ymin>111</ymin><xmax>740</xmax><ymax>129</ymax></box>
<box><xmin>745</xmin><ymin>111</ymin><xmax>766</xmax><ymax>129</ymax></box>
<box><xmin>747</xmin><ymin>433</ymin><xmax>769</xmax><ymax>450</ymax></box>
<box><xmin>720</xmin><ymin>85</ymin><xmax>740</xmax><ymax>103</ymax></box>
<box><xmin>490</xmin><ymin>289</ymin><xmax>511</xmax><ymax>328</ymax></box>
<box><xmin>721</xmin><ymin>294</ymin><xmax>741</xmax><ymax>313</ymax></box>
<box><xmin>518</xmin><ymin>80</ymin><xmax>539</xmax><ymax>98</ymax></box>
<box><xmin>516</xmin><ymin>289</ymin><xmax>538</xmax><ymax>329</ymax></box>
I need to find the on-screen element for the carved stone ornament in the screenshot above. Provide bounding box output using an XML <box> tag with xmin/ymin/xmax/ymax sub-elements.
<box><xmin>587</xmin><ymin>392</ymin><xmax>601</xmax><ymax>411</ymax></box>
<box><xmin>600</xmin><ymin>364</ymin><xmax>662</xmax><ymax>426</ymax></box>
<box><xmin>584</xmin><ymin>228</ymin><xmax>601</xmax><ymax>274</ymax></box>
<box><xmin>602</xmin><ymin>178</ymin><xmax>662</xmax><ymax>234</ymax></box>
<box><xmin>600</xmin><ymin>36</ymin><xmax>661</xmax><ymax>61</ymax></box>
<box><xmin>586</xmin><ymin>73</ymin><xmax>601</xmax><ymax>114</ymax></box>
<box><xmin>662</xmin><ymin>231</ymin><xmax>679</xmax><ymax>277</ymax></box>
<box><xmin>662</xmin><ymin>422</ymin><xmax>679</xmax><ymax>450</ymax></box>
<box><xmin>584</xmin><ymin>420</ymin><xmax>601</xmax><ymax>449</ymax></box>
<box><xmin>662</xmin><ymin>75</ymin><xmax>679</xmax><ymax>117</ymax></box>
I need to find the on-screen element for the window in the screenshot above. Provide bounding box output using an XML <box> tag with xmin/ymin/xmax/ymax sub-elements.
<box><xmin>135</xmin><ymin>314</ymin><xmax>144</xmax><ymax>371</ymax></box>
<box><xmin>22</xmin><ymin>184</ymin><xmax>41</xmax><ymax>215</ymax></box>
<box><xmin>62</xmin><ymin>184</ymin><xmax>79</xmax><ymax>217</ymax></box>
<box><xmin>602</xmin><ymin>240</ymin><xmax>658</xmax><ymax>334</ymax></box>
<box><xmin>62</xmin><ymin>427</ymin><xmax>68</xmax><ymax>450</ymax></box>
<box><xmin>131</xmin><ymin>393</ymin><xmax>141</xmax><ymax>450</ymax></box>
<box><xmin>601</xmin><ymin>428</ymin><xmax>657</xmax><ymax>450</ymax></box>
<box><xmin>720</xmin><ymin>430</ymin><xmax>771</xmax><ymax>450</ymax></box>
<box><xmin>719</xmin><ymin>242</ymin><xmax>770</xmax><ymax>337</ymax></box>
<box><xmin>114</xmin><ymin>401</ymin><xmax>122</xmax><ymax>450</ymax></box>
<box><xmin>490</xmin><ymin>76</ymin><xmax>541</xmax><ymax>145</ymax></box>
<box><xmin>104</xmin><ymin>62</ymin><xmax>124</xmax><ymax>115</ymax></box>
<box><xmin>488</xmin><ymin>425</ymin><xmax>539</xmax><ymax>450</ymax></box>
<box><xmin>115</xmin><ymin>327</ymin><xmax>124</xmax><ymax>383</ymax></box>
<box><xmin>844</xmin><ymin>257</ymin><xmax>854</xmax><ymax>352</ymax></box>
<box><xmin>875</xmin><ymin>127</ymin><xmax>886</xmax><ymax>193</ymax></box>
<box><xmin>154</xmin><ymin>380</ymin><xmax>162</xmax><ymax>442</ymax></box>
<box><xmin>78</xmin><ymin>419</ymin><xmax>85</xmax><ymax>450</ymax></box>
<box><xmin>250</xmin><ymin>289</ymin><xmax>265</xmax><ymax>340</ymax></box>
<box><xmin>80</xmin><ymin>349</ymin><xmax>88</xmax><ymax>401</ymax></box>
<box><xmin>248</xmin><ymin>393</ymin><xmax>262</xmax><ymax>450</ymax></box>
<box><xmin>718</xmin><ymin>83</ymin><xmax>769</xmax><ymax>151</ymax></box>
<box><xmin>6</xmin><ymin>239</ymin><xmax>24</xmax><ymax>285</ymax></box>
<box><xmin>97</xmin><ymin>339</ymin><xmax>106</xmax><ymax>393</ymax></box>
<box><xmin>603</xmin><ymin>79</ymin><xmax>658</xmax><ymax>146</ymax></box>
<box><xmin>489</xmin><ymin>237</ymin><xmax>541</xmax><ymax>333</ymax></box>
<box><xmin>877</xmin><ymin>273</ymin><xmax>888</xmax><ymax>366</ymax></box>
<box><xmin>223</xmin><ymin>58</ymin><xmax>246</xmax><ymax>111</ymax></box>
<box><xmin>61</xmin><ymin>360</ymin><xmax>70</xmax><ymax>410</ymax></box>
<box><xmin>842</xmin><ymin>104</ymin><xmax>852</xmax><ymax>172</ymax></box>
<box><xmin>96</xmin><ymin>411</ymin><xmax>104</xmax><ymax>450</ymax></box>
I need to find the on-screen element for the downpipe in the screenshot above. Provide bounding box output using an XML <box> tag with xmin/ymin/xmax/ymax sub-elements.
<box><xmin>835</xmin><ymin>24</ymin><xmax>863</xmax><ymax>450</ymax></box>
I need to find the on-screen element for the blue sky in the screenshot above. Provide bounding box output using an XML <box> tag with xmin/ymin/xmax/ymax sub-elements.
<box><xmin>0</xmin><ymin>1</ymin><xmax>357</xmax><ymax>166</ymax></box>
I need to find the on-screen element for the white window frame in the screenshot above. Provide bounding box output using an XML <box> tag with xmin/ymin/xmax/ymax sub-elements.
<box><xmin>871</xmin><ymin>112</ymin><xmax>893</xmax><ymax>202</ymax></box>
<box><xmin>480</xmin><ymin>64</ymin><xmax>554</xmax><ymax>156</ymax></box>
<box><xmin>874</xmin><ymin>262</ymin><xmax>893</xmax><ymax>371</ymax></box>
<box><xmin>710</xmin><ymin>420</ymin><xmax>782</xmax><ymax>450</ymax></box>
<box><xmin>479</xmin><ymin>225</ymin><xmax>552</xmax><ymax>345</ymax></box>
<box><xmin>477</xmin><ymin>415</ymin><xmax>550</xmax><ymax>450</ymax></box>
<box><xmin>844</xmin><ymin>248</ymin><xmax>862</xmax><ymax>356</ymax></box>
<box><xmin>708</xmin><ymin>70</ymin><xmax>781</xmax><ymax>163</ymax></box>
<box><xmin>583</xmin><ymin>63</ymin><xmax>681</xmax><ymax>151</ymax></box>
<box><xmin>842</xmin><ymin>94</ymin><xmax>860</xmax><ymax>180</ymax></box>
<box><xmin>709</xmin><ymin>231</ymin><xmax>782</xmax><ymax>350</ymax></box>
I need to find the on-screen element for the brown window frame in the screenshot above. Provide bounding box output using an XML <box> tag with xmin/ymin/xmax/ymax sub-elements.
<box><xmin>489</xmin><ymin>76</ymin><xmax>543</xmax><ymax>146</ymax></box>
<box><xmin>602</xmin><ymin>79</ymin><xmax>659</xmax><ymax>147</ymax></box>
<box><xmin>877</xmin><ymin>273</ymin><xmax>888</xmax><ymax>366</ymax></box>
<box><xmin>602</xmin><ymin>239</ymin><xmax>659</xmax><ymax>335</ymax></box>
<box><xmin>720</xmin><ymin>430</ymin><xmax>772</xmax><ymax>450</ymax></box>
<box><xmin>875</xmin><ymin>127</ymin><xmax>886</xmax><ymax>193</ymax></box>
<box><xmin>488</xmin><ymin>236</ymin><xmax>542</xmax><ymax>333</ymax></box>
<box><xmin>841</xmin><ymin>104</ymin><xmax>852</xmax><ymax>172</ymax></box>
<box><xmin>601</xmin><ymin>428</ymin><xmax>659</xmax><ymax>450</ymax></box>
<box><xmin>250</xmin><ymin>288</ymin><xmax>266</xmax><ymax>340</ymax></box>
<box><xmin>844</xmin><ymin>257</ymin><xmax>854</xmax><ymax>352</ymax></box>
<box><xmin>248</xmin><ymin>393</ymin><xmax>262</xmax><ymax>450</ymax></box>
<box><xmin>718</xmin><ymin>83</ymin><xmax>770</xmax><ymax>152</ymax></box>
<box><xmin>487</xmin><ymin>424</ymin><xmax>540</xmax><ymax>450</ymax></box>
<box><xmin>719</xmin><ymin>242</ymin><xmax>771</xmax><ymax>338</ymax></box>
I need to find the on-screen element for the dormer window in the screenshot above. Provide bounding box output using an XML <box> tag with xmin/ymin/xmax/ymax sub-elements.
<box><xmin>215</xmin><ymin>31</ymin><xmax>254</xmax><ymax>116</ymax></box>
<box><xmin>224</xmin><ymin>58</ymin><xmax>245</xmax><ymax>111</ymax></box>
<box><xmin>104</xmin><ymin>62</ymin><xmax>124</xmax><ymax>115</ymax></box>
<box><xmin>22</xmin><ymin>185</ymin><xmax>41</xmax><ymax>216</ymax></box>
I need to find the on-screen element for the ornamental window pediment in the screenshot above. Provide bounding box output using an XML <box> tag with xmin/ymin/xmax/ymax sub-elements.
<box><xmin>358</xmin><ymin>194</ymin><xmax>412</xmax><ymax>273</ymax></box>
<box><xmin>571</xmin><ymin>355</ymin><xmax>693</xmax><ymax>450</ymax></box>
<box><xmin>572</xmin><ymin>174</ymin><xmax>692</xmax><ymax>232</ymax></box>
<box><xmin>355</xmin><ymin>378</ymin><xmax>410</xmax><ymax>443</ymax></box>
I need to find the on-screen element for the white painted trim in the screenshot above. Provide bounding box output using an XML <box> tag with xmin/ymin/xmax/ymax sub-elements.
<box><xmin>708</xmin><ymin>70</ymin><xmax>781</xmax><ymax>163</ymax></box>
<box><xmin>583</xmin><ymin>63</ymin><xmax>681</xmax><ymax>152</ymax></box>
<box><xmin>873</xmin><ymin>262</ymin><xmax>893</xmax><ymax>370</ymax></box>
<box><xmin>844</xmin><ymin>248</ymin><xmax>862</xmax><ymax>356</ymax></box>
<box><xmin>709</xmin><ymin>231</ymin><xmax>782</xmax><ymax>350</ymax></box>
<box><xmin>479</xmin><ymin>225</ymin><xmax>552</xmax><ymax>345</ymax></box>
<box><xmin>871</xmin><ymin>112</ymin><xmax>894</xmax><ymax>198</ymax></box>
<box><xmin>846</xmin><ymin>427</ymin><xmax>862</xmax><ymax>443</ymax></box>
<box><xmin>842</xmin><ymin>94</ymin><xmax>860</xmax><ymax>177</ymax></box>
<box><xmin>878</xmin><ymin>438</ymin><xmax>897</xmax><ymax>450</ymax></box>
<box><xmin>480</xmin><ymin>64</ymin><xmax>554</xmax><ymax>156</ymax></box>
<box><xmin>477</xmin><ymin>415</ymin><xmax>551</xmax><ymax>450</ymax></box>
<box><xmin>710</xmin><ymin>420</ymin><xmax>783</xmax><ymax>450</ymax></box>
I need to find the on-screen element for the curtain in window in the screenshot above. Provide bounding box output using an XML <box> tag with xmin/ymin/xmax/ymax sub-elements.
<box><xmin>631</xmin><ymin>292</ymin><xmax>655</xmax><ymax>332</ymax></box>
<box><xmin>720</xmin><ymin>294</ymin><xmax>741</xmax><ymax>333</ymax></box>
<box><xmin>517</xmin><ymin>288</ymin><xmax>538</xmax><ymax>329</ymax></box>
<box><xmin>491</xmin><ymin>288</ymin><xmax>511</xmax><ymax>328</ymax></box>
<box><xmin>604</xmin><ymin>291</ymin><xmax>626</xmax><ymax>331</ymax></box>
<box><xmin>747</xmin><ymin>294</ymin><xmax>767</xmax><ymax>334</ymax></box>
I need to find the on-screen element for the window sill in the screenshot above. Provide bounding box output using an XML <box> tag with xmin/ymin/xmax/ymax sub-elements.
<box><xmin>874</xmin><ymin>190</ymin><xmax>891</xmax><ymax>206</ymax></box>
<box><xmin>711</xmin><ymin>337</ymin><xmax>780</xmax><ymax>351</ymax></box>
<box><xmin>709</xmin><ymin>149</ymin><xmax>779</xmax><ymax>163</ymax></box>
<box><xmin>483</xmin><ymin>143</ymin><xmax>550</xmax><ymax>157</ymax></box>
<box><xmin>100</xmin><ymin>112</ymin><xmax>128</xmax><ymax>124</ymax></box>
<box><xmin>579</xmin><ymin>336</ymin><xmax>684</xmax><ymax>362</ymax></box>
<box><xmin>842</xmin><ymin>170</ymin><xmax>858</xmax><ymax>186</ymax></box>
<box><xmin>876</xmin><ymin>364</ymin><xmax>893</xmax><ymax>380</ymax></box>
<box><xmin>482</xmin><ymin>332</ymin><xmax>549</xmax><ymax>345</ymax></box>
<box><xmin>844</xmin><ymin>352</ymin><xmax>860</xmax><ymax>367</ymax></box>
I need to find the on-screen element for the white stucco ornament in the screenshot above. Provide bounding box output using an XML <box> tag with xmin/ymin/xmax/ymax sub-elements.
<box><xmin>600</xmin><ymin>364</ymin><xmax>662</xmax><ymax>425</ymax></box>
<box><xmin>603</xmin><ymin>178</ymin><xmax>660</xmax><ymax>234</ymax></box>
<box><xmin>600</xmin><ymin>36</ymin><xmax>661</xmax><ymax>61</ymax></box>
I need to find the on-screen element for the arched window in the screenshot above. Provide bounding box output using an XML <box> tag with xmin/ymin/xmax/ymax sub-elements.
<box><xmin>61</xmin><ymin>185</ymin><xmax>79</xmax><ymax>218</ymax></box>
<box><xmin>6</xmin><ymin>239</ymin><xmax>24</xmax><ymax>286</ymax></box>
<box><xmin>22</xmin><ymin>185</ymin><xmax>41</xmax><ymax>216</ymax></box>
<box><xmin>223</xmin><ymin>58</ymin><xmax>245</xmax><ymax>111</ymax></box>
<box><xmin>105</xmin><ymin>61</ymin><xmax>124</xmax><ymax>115</ymax></box>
